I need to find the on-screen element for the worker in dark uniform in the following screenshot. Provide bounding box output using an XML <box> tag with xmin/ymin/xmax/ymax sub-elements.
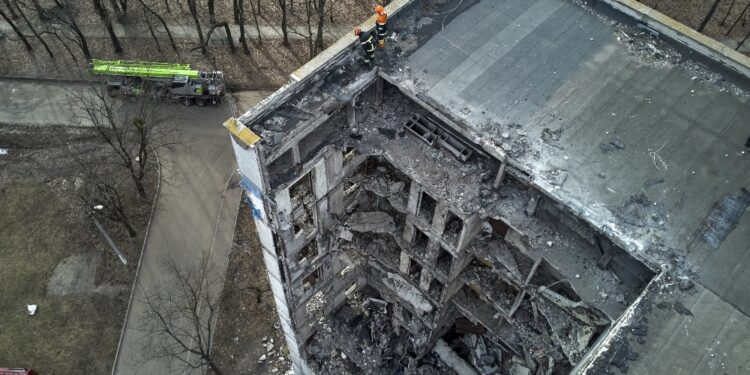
<box><xmin>354</xmin><ymin>28</ymin><xmax>376</xmax><ymax>64</ymax></box>
<box><xmin>375</xmin><ymin>5</ymin><xmax>388</xmax><ymax>48</ymax></box>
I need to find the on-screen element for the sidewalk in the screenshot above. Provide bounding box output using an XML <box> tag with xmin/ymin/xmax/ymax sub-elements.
<box><xmin>0</xmin><ymin>21</ymin><xmax>355</xmax><ymax>43</ymax></box>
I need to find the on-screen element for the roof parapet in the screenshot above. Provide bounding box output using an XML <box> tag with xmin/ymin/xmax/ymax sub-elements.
<box><xmin>601</xmin><ymin>0</ymin><xmax>750</xmax><ymax>78</ymax></box>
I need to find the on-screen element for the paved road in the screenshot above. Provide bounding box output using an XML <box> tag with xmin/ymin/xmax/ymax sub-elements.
<box><xmin>1</xmin><ymin>78</ymin><xmax>270</xmax><ymax>374</ymax></box>
<box><xmin>113</xmin><ymin>100</ymin><xmax>242</xmax><ymax>374</ymax></box>
<box><xmin>0</xmin><ymin>20</ymin><xmax>354</xmax><ymax>42</ymax></box>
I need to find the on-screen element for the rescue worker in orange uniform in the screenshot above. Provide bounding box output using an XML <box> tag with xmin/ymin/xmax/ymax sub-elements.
<box><xmin>375</xmin><ymin>5</ymin><xmax>388</xmax><ymax>48</ymax></box>
<box><xmin>354</xmin><ymin>27</ymin><xmax>376</xmax><ymax>64</ymax></box>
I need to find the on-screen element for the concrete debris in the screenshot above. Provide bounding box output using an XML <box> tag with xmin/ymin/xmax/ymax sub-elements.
<box><xmin>390</xmin><ymin>181</ymin><xmax>406</xmax><ymax>193</ymax></box>
<box><xmin>433</xmin><ymin>339</ymin><xmax>479</xmax><ymax>375</ymax></box>
<box><xmin>339</xmin><ymin>228</ymin><xmax>354</xmax><ymax>241</ymax></box>
<box><xmin>611</xmin><ymin>193</ymin><xmax>667</xmax><ymax>229</ymax></box>
<box><xmin>599</xmin><ymin>136</ymin><xmax>625</xmax><ymax>153</ymax></box>
<box><xmin>678</xmin><ymin>278</ymin><xmax>694</xmax><ymax>291</ymax></box>
<box><xmin>642</xmin><ymin>177</ymin><xmax>664</xmax><ymax>188</ymax></box>
<box><xmin>699</xmin><ymin>189</ymin><xmax>750</xmax><ymax>249</ymax></box>
<box><xmin>347</xmin><ymin>211</ymin><xmax>396</xmax><ymax>234</ymax></box>
<box><xmin>656</xmin><ymin>301</ymin><xmax>692</xmax><ymax>316</ymax></box>
<box><xmin>509</xmin><ymin>361</ymin><xmax>531</xmax><ymax>375</ymax></box>
<box><xmin>541</xmin><ymin>127</ymin><xmax>563</xmax><ymax>145</ymax></box>
<box><xmin>541</xmin><ymin>169</ymin><xmax>568</xmax><ymax>187</ymax></box>
<box><xmin>382</xmin><ymin>272</ymin><xmax>433</xmax><ymax>313</ymax></box>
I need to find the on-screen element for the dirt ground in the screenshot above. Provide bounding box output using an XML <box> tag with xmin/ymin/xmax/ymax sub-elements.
<box><xmin>0</xmin><ymin>0</ymin><xmax>375</xmax><ymax>88</ymax></box>
<box><xmin>213</xmin><ymin>203</ymin><xmax>292</xmax><ymax>375</ymax></box>
<box><xmin>0</xmin><ymin>125</ymin><xmax>156</xmax><ymax>374</ymax></box>
<box><xmin>639</xmin><ymin>0</ymin><xmax>750</xmax><ymax>51</ymax></box>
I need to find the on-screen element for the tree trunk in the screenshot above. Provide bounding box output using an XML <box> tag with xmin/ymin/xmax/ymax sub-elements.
<box><xmin>314</xmin><ymin>0</ymin><xmax>326</xmax><ymax>54</ymax></box>
<box><xmin>123</xmin><ymin>217</ymin><xmax>137</xmax><ymax>237</ymax></box>
<box><xmin>94</xmin><ymin>0</ymin><xmax>123</xmax><ymax>53</ymax></box>
<box><xmin>69</xmin><ymin>17</ymin><xmax>92</xmax><ymax>59</ymax></box>
<box><xmin>138</xmin><ymin>0</ymin><xmax>177</xmax><ymax>50</ymax></box>
<box><xmin>222</xmin><ymin>22</ymin><xmax>236</xmax><ymax>54</ymax></box>
<box><xmin>131</xmin><ymin>168</ymin><xmax>147</xmax><ymax>199</ymax></box>
<box><xmin>0</xmin><ymin>6</ymin><xmax>32</xmax><ymax>50</ymax></box>
<box><xmin>250</xmin><ymin>0</ymin><xmax>262</xmax><ymax>45</ymax></box>
<box><xmin>3</xmin><ymin>0</ymin><xmax>17</xmax><ymax>18</ymax></box>
<box><xmin>143</xmin><ymin>8</ymin><xmax>162</xmax><ymax>52</ymax></box>
<box><xmin>205</xmin><ymin>22</ymin><xmax>236</xmax><ymax>54</ymax></box>
<box><xmin>720</xmin><ymin>0</ymin><xmax>736</xmax><ymax>26</ymax></box>
<box><xmin>208</xmin><ymin>0</ymin><xmax>216</xmax><ymax>24</ymax></box>
<box><xmin>237</xmin><ymin>0</ymin><xmax>249</xmax><ymax>54</ymax></box>
<box><xmin>16</xmin><ymin>2</ymin><xmax>55</xmax><ymax>59</ymax></box>
<box><xmin>30</xmin><ymin>0</ymin><xmax>46</xmax><ymax>18</ymax></box>
<box><xmin>277</xmin><ymin>0</ymin><xmax>289</xmax><ymax>46</ymax></box>
<box><xmin>108</xmin><ymin>0</ymin><xmax>122</xmax><ymax>14</ymax></box>
<box><xmin>726</xmin><ymin>3</ymin><xmax>750</xmax><ymax>36</ymax></box>
<box><xmin>698</xmin><ymin>0</ymin><xmax>722</xmax><ymax>32</ymax></box>
<box><xmin>44</xmin><ymin>30</ymin><xmax>79</xmax><ymax>62</ymax></box>
<box><xmin>303</xmin><ymin>0</ymin><xmax>314</xmax><ymax>59</ymax></box>
<box><xmin>736</xmin><ymin>28</ymin><xmax>750</xmax><ymax>51</ymax></box>
<box><xmin>188</xmin><ymin>0</ymin><xmax>207</xmax><ymax>54</ymax></box>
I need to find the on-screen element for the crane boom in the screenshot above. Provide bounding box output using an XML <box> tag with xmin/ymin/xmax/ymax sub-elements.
<box><xmin>91</xmin><ymin>59</ymin><xmax>201</xmax><ymax>79</ymax></box>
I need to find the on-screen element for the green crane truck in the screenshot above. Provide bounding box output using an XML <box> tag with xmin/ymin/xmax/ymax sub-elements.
<box><xmin>90</xmin><ymin>59</ymin><xmax>226</xmax><ymax>106</ymax></box>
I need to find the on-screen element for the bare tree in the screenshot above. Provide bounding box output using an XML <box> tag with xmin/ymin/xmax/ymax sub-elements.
<box><xmin>137</xmin><ymin>0</ymin><xmax>178</xmax><ymax>51</ymax></box>
<box><xmin>313</xmin><ymin>0</ymin><xmax>326</xmax><ymax>53</ymax></box>
<box><xmin>142</xmin><ymin>6</ymin><xmax>162</xmax><ymax>51</ymax></box>
<box><xmin>235</xmin><ymin>0</ymin><xmax>250</xmax><ymax>54</ymax></box>
<box><xmin>276</xmin><ymin>0</ymin><xmax>290</xmax><ymax>46</ymax></box>
<box><xmin>46</xmin><ymin>1</ymin><xmax>93</xmax><ymax>60</ymax></box>
<box><xmin>3</xmin><ymin>0</ymin><xmax>17</xmax><ymax>18</ymax></box>
<box><xmin>207</xmin><ymin>0</ymin><xmax>215</xmax><ymax>24</ymax></box>
<box><xmin>698</xmin><ymin>0</ymin><xmax>723</xmax><ymax>32</ymax></box>
<box><xmin>77</xmin><ymin>164</ymin><xmax>139</xmax><ymax>237</ymax></box>
<box><xmin>720</xmin><ymin>0</ymin><xmax>736</xmax><ymax>26</ymax></box>
<box><xmin>137</xmin><ymin>256</ymin><xmax>226</xmax><ymax>375</ymax></box>
<box><xmin>726</xmin><ymin>2</ymin><xmax>750</xmax><ymax>35</ymax></box>
<box><xmin>204</xmin><ymin>21</ymin><xmax>237</xmax><ymax>54</ymax></box>
<box><xmin>187</xmin><ymin>0</ymin><xmax>207</xmax><ymax>54</ymax></box>
<box><xmin>74</xmin><ymin>84</ymin><xmax>174</xmax><ymax>199</ymax></box>
<box><xmin>292</xmin><ymin>0</ymin><xmax>326</xmax><ymax>59</ymax></box>
<box><xmin>14</xmin><ymin>1</ymin><xmax>55</xmax><ymax>59</ymax></box>
<box><xmin>0</xmin><ymin>4</ymin><xmax>32</xmax><ymax>50</ymax></box>
<box><xmin>737</xmin><ymin>28</ymin><xmax>750</xmax><ymax>51</ymax></box>
<box><xmin>249</xmin><ymin>0</ymin><xmax>262</xmax><ymax>45</ymax></box>
<box><xmin>93</xmin><ymin>0</ymin><xmax>123</xmax><ymax>53</ymax></box>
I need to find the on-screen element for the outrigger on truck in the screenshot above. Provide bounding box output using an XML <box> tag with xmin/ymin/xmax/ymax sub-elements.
<box><xmin>90</xmin><ymin>59</ymin><xmax>226</xmax><ymax>106</ymax></box>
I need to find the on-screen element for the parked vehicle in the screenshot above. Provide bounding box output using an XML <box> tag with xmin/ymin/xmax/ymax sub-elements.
<box><xmin>90</xmin><ymin>59</ymin><xmax>226</xmax><ymax>106</ymax></box>
<box><xmin>0</xmin><ymin>369</ymin><xmax>39</xmax><ymax>375</ymax></box>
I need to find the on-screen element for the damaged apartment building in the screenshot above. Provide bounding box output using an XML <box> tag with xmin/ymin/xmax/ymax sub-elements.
<box><xmin>225</xmin><ymin>0</ymin><xmax>750</xmax><ymax>374</ymax></box>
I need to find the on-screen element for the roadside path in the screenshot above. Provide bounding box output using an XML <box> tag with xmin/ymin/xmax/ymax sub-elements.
<box><xmin>0</xmin><ymin>78</ymin><xmax>270</xmax><ymax>374</ymax></box>
<box><xmin>0</xmin><ymin>21</ymin><xmax>355</xmax><ymax>43</ymax></box>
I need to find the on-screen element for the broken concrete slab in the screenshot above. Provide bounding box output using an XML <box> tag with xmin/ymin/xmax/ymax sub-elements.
<box><xmin>433</xmin><ymin>339</ymin><xmax>479</xmax><ymax>375</ymax></box>
<box><xmin>347</xmin><ymin>211</ymin><xmax>396</xmax><ymax>234</ymax></box>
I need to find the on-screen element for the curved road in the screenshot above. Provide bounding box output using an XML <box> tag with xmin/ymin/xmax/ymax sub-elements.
<box><xmin>0</xmin><ymin>79</ymin><xmax>271</xmax><ymax>374</ymax></box>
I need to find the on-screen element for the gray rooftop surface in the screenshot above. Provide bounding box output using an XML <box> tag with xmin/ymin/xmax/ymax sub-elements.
<box><xmin>381</xmin><ymin>0</ymin><xmax>750</xmax><ymax>372</ymax></box>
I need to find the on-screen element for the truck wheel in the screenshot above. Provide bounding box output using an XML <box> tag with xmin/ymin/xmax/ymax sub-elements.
<box><xmin>196</xmin><ymin>98</ymin><xmax>206</xmax><ymax>107</ymax></box>
<box><xmin>183</xmin><ymin>98</ymin><xmax>194</xmax><ymax>106</ymax></box>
